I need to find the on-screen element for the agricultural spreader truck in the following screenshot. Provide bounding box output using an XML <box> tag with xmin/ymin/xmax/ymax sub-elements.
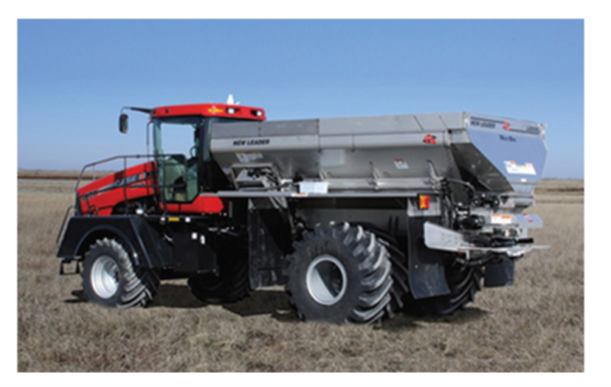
<box><xmin>56</xmin><ymin>99</ymin><xmax>547</xmax><ymax>323</ymax></box>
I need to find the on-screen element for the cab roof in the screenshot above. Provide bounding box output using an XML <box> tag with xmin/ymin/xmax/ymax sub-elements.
<box><xmin>151</xmin><ymin>103</ymin><xmax>266</xmax><ymax>121</ymax></box>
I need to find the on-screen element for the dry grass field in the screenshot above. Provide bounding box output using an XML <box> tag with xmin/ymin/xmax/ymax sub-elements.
<box><xmin>17</xmin><ymin>175</ymin><xmax>584</xmax><ymax>374</ymax></box>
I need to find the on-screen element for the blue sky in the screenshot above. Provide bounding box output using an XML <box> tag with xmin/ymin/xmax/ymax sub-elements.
<box><xmin>17</xmin><ymin>19</ymin><xmax>584</xmax><ymax>178</ymax></box>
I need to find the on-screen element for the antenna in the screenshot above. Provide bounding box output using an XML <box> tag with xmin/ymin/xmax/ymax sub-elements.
<box><xmin>226</xmin><ymin>94</ymin><xmax>240</xmax><ymax>105</ymax></box>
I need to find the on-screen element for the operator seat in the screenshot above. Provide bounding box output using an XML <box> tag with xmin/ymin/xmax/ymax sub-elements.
<box><xmin>162</xmin><ymin>156</ymin><xmax>187</xmax><ymax>202</ymax></box>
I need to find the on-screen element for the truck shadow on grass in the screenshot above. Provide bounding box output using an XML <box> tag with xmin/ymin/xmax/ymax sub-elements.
<box><xmin>64</xmin><ymin>284</ymin><xmax>298</xmax><ymax>322</ymax></box>
<box><xmin>149</xmin><ymin>284</ymin><xmax>299</xmax><ymax>323</ymax></box>
<box><xmin>66</xmin><ymin>284</ymin><xmax>488</xmax><ymax>328</ymax></box>
<box><xmin>380</xmin><ymin>307</ymin><xmax>488</xmax><ymax>331</ymax></box>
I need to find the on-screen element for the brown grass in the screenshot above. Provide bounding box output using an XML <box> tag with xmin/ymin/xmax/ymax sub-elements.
<box><xmin>17</xmin><ymin>178</ymin><xmax>584</xmax><ymax>373</ymax></box>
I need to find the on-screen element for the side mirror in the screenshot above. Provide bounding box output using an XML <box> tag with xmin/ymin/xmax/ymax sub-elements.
<box><xmin>119</xmin><ymin>113</ymin><xmax>129</xmax><ymax>134</ymax></box>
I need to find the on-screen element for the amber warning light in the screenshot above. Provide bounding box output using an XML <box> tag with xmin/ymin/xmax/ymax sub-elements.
<box><xmin>418</xmin><ymin>195</ymin><xmax>430</xmax><ymax>210</ymax></box>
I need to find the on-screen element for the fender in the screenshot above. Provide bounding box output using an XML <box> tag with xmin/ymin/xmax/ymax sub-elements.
<box><xmin>57</xmin><ymin>216</ymin><xmax>172</xmax><ymax>269</ymax></box>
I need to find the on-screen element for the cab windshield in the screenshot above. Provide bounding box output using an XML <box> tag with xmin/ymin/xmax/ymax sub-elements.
<box><xmin>152</xmin><ymin>116</ymin><xmax>203</xmax><ymax>203</ymax></box>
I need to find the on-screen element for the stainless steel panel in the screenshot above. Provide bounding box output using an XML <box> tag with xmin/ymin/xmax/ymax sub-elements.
<box><xmin>209</xmin><ymin>112</ymin><xmax>546</xmax><ymax>205</ymax></box>
<box><xmin>260</xmin><ymin>120</ymin><xmax>318</xmax><ymax>137</ymax></box>
<box><xmin>413</xmin><ymin>113</ymin><xmax>453</xmax><ymax>131</ymax></box>
<box><xmin>210</xmin><ymin>119</ymin><xmax>318</xmax><ymax>139</ymax></box>
<box><xmin>210</xmin><ymin>121</ymin><xmax>259</xmax><ymax>139</ymax></box>
<box><xmin>319</xmin><ymin>136</ymin><xmax>353</xmax><ymax>149</ymax></box>
<box><xmin>319</xmin><ymin>115</ymin><xmax>423</xmax><ymax>135</ymax></box>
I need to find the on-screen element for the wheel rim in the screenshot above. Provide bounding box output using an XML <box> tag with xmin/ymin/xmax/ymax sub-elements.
<box><xmin>306</xmin><ymin>255</ymin><xmax>348</xmax><ymax>306</ymax></box>
<box><xmin>90</xmin><ymin>255</ymin><xmax>120</xmax><ymax>299</ymax></box>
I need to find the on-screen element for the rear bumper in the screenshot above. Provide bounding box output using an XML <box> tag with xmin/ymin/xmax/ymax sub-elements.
<box><xmin>423</xmin><ymin>221</ymin><xmax>548</xmax><ymax>258</ymax></box>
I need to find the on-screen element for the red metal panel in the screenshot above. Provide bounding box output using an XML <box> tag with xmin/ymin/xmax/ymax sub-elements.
<box><xmin>159</xmin><ymin>195</ymin><xmax>225</xmax><ymax>214</ymax></box>
<box><xmin>77</xmin><ymin>162</ymin><xmax>158</xmax><ymax>216</ymax></box>
<box><xmin>152</xmin><ymin>103</ymin><xmax>266</xmax><ymax>121</ymax></box>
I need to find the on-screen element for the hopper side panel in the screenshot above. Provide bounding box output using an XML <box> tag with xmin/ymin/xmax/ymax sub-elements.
<box><xmin>457</xmin><ymin>116</ymin><xmax>547</xmax><ymax>194</ymax></box>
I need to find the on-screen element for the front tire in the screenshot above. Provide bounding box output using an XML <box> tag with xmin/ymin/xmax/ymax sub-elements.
<box><xmin>82</xmin><ymin>238</ymin><xmax>159</xmax><ymax>307</ymax></box>
<box><xmin>286</xmin><ymin>223</ymin><xmax>394</xmax><ymax>324</ymax></box>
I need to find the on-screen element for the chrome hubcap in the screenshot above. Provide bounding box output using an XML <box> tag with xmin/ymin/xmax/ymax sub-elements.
<box><xmin>306</xmin><ymin>255</ymin><xmax>347</xmax><ymax>305</ymax></box>
<box><xmin>91</xmin><ymin>255</ymin><xmax>120</xmax><ymax>298</ymax></box>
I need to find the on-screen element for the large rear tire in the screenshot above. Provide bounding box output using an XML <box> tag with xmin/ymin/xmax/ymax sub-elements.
<box><xmin>404</xmin><ymin>260</ymin><xmax>484</xmax><ymax>317</ymax></box>
<box><xmin>82</xmin><ymin>238</ymin><xmax>159</xmax><ymax>307</ymax></box>
<box><xmin>285</xmin><ymin>223</ymin><xmax>393</xmax><ymax>324</ymax></box>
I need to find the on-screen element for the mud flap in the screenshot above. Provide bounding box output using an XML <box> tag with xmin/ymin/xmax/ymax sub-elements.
<box><xmin>408</xmin><ymin>257</ymin><xmax>451</xmax><ymax>299</ymax></box>
<box><xmin>407</xmin><ymin>216</ymin><xmax>451</xmax><ymax>299</ymax></box>
<box><xmin>484</xmin><ymin>259</ymin><xmax>514</xmax><ymax>287</ymax></box>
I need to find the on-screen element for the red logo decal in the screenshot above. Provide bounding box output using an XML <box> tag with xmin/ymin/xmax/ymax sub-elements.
<box><xmin>503</xmin><ymin>121</ymin><xmax>511</xmax><ymax>131</ymax></box>
<box><xmin>423</xmin><ymin>134</ymin><xmax>437</xmax><ymax>144</ymax></box>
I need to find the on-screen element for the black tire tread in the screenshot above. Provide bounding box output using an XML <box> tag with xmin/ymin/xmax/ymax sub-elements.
<box><xmin>187</xmin><ymin>237</ymin><xmax>252</xmax><ymax>304</ymax></box>
<box><xmin>360</xmin><ymin>228</ymin><xmax>410</xmax><ymax>319</ymax></box>
<box><xmin>286</xmin><ymin>222</ymin><xmax>394</xmax><ymax>324</ymax></box>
